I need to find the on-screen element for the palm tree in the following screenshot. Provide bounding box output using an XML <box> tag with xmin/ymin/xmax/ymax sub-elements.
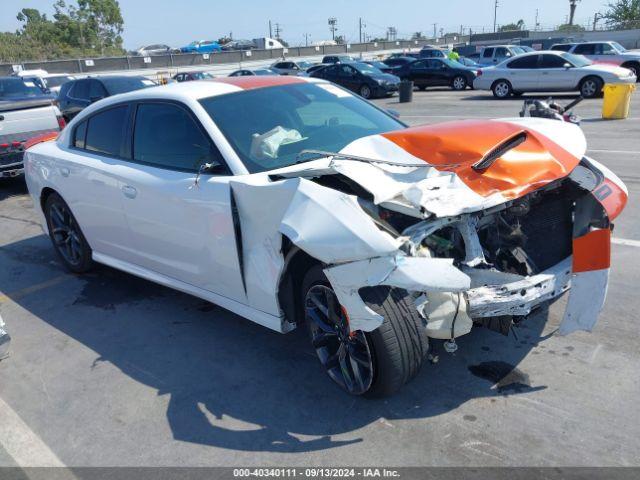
<box><xmin>569</xmin><ymin>0</ymin><xmax>582</xmax><ymax>25</ymax></box>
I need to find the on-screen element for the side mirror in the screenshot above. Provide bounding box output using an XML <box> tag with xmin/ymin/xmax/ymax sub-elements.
<box><xmin>563</xmin><ymin>63</ymin><xmax>572</xmax><ymax>69</ymax></box>
<box><xmin>505</xmin><ymin>52</ymin><xmax>512</xmax><ymax>57</ymax></box>
<box><xmin>387</xmin><ymin>109</ymin><xmax>400</xmax><ymax>119</ymax></box>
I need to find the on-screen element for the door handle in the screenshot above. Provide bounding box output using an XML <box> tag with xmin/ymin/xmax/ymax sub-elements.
<box><xmin>60</xmin><ymin>167</ymin><xmax>70</xmax><ymax>177</ymax></box>
<box><xmin>121</xmin><ymin>185</ymin><xmax>137</xmax><ymax>199</ymax></box>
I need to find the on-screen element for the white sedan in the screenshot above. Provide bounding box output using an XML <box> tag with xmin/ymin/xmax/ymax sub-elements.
<box><xmin>474</xmin><ymin>51</ymin><xmax>636</xmax><ymax>98</ymax></box>
<box><xmin>24</xmin><ymin>77</ymin><xmax>627</xmax><ymax>396</ymax></box>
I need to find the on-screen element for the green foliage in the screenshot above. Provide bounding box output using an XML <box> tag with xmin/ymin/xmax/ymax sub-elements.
<box><xmin>0</xmin><ymin>0</ymin><xmax>125</xmax><ymax>63</ymax></box>
<box><xmin>557</xmin><ymin>23</ymin><xmax>586</xmax><ymax>32</ymax></box>
<box><xmin>499</xmin><ymin>19</ymin><xmax>526</xmax><ymax>32</ymax></box>
<box><xmin>604</xmin><ymin>0</ymin><xmax>640</xmax><ymax>29</ymax></box>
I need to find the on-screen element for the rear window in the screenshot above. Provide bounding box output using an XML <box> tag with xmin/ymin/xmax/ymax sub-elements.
<box><xmin>0</xmin><ymin>78</ymin><xmax>47</xmax><ymax>99</ymax></box>
<box><xmin>101</xmin><ymin>77</ymin><xmax>154</xmax><ymax>95</ymax></box>
<box><xmin>85</xmin><ymin>106</ymin><xmax>128</xmax><ymax>156</ymax></box>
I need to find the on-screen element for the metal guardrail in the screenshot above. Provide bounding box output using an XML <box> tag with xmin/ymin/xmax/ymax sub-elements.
<box><xmin>0</xmin><ymin>40</ymin><xmax>431</xmax><ymax>76</ymax></box>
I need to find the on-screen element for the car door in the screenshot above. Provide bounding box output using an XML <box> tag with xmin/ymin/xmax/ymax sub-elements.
<box><xmin>504</xmin><ymin>54</ymin><xmax>541</xmax><ymax>91</ymax></box>
<box><xmin>591</xmin><ymin>43</ymin><xmax>620</xmax><ymax>66</ymax></box>
<box><xmin>427</xmin><ymin>59</ymin><xmax>450</xmax><ymax>86</ymax></box>
<box><xmin>60</xmin><ymin>104</ymin><xmax>136</xmax><ymax>262</ymax></box>
<box><xmin>116</xmin><ymin>100</ymin><xmax>246</xmax><ymax>301</ymax></box>
<box><xmin>494</xmin><ymin>47</ymin><xmax>512</xmax><ymax>65</ymax></box>
<box><xmin>480</xmin><ymin>47</ymin><xmax>494</xmax><ymax>65</ymax></box>
<box><xmin>572</xmin><ymin>43</ymin><xmax>596</xmax><ymax>61</ymax></box>
<box><xmin>407</xmin><ymin>60</ymin><xmax>429</xmax><ymax>86</ymax></box>
<box><xmin>538</xmin><ymin>54</ymin><xmax>578</xmax><ymax>91</ymax></box>
<box><xmin>337</xmin><ymin>65</ymin><xmax>360</xmax><ymax>92</ymax></box>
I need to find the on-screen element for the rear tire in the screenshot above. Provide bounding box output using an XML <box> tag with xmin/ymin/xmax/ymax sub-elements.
<box><xmin>580</xmin><ymin>76</ymin><xmax>603</xmax><ymax>98</ymax></box>
<box><xmin>44</xmin><ymin>192</ymin><xmax>93</xmax><ymax>274</ymax></box>
<box><xmin>302</xmin><ymin>265</ymin><xmax>429</xmax><ymax>397</ymax></box>
<box><xmin>492</xmin><ymin>79</ymin><xmax>512</xmax><ymax>98</ymax></box>
<box><xmin>359</xmin><ymin>84</ymin><xmax>372</xmax><ymax>99</ymax></box>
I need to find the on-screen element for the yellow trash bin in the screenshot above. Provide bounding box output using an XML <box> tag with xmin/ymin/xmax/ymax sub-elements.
<box><xmin>602</xmin><ymin>83</ymin><xmax>636</xmax><ymax>120</ymax></box>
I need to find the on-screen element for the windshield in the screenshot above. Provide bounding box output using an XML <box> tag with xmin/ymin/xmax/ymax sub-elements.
<box><xmin>199</xmin><ymin>83</ymin><xmax>403</xmax><ymax>173</ymax></box>
<box><xmin>102</xmin><ymin>77</ymin><xmax>155</xmax><ymax>94</ymax></box>
<box><xmin>562</xmin><ymin>52</ymin><xmax>592</xmax><ymax>67</ymax></box>
<box><xmin>0</xmin><ymin>78</ymin><xmax>47</xmax><ymax>99</ymax></box>
<box><xmin>511</xmin><ymin>47</ymin><xmax>526</xmax><ymax>55</ymax></box>
<box><xmin>354</xmin><ymin>62</ymin><xmax>382</xmax><ymax>75</ymax></box>
<box><xmin>611</xmin><ymin>41</ymin><xmax>627</xmax><ymax>52</ymax></box>
<box><xmin>297</xmin><ymin>61</ymin><xmax>313</xmax><ymax>69</ymax></box>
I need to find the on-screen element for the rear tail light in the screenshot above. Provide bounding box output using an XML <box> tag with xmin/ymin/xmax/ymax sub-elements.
<box><xmin>57</xmin><ymin>115</ymin><xmax>66</xmax><ymax>130</ymax></box>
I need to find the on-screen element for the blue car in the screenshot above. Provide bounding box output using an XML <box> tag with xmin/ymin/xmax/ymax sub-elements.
<box><xmin>180</xmin><ymin>40</ymin><xmax>222</xmax><ymax>54</ymax></box>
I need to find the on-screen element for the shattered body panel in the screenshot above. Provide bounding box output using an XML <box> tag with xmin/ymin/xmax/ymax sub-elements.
<box><xmin>228</xmin><ymin>117</ymin><xmax>626</xmax><ymax>340</ymax></box>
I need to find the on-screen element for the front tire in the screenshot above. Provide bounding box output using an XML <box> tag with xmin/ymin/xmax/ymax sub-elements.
<box><xmin>302</xmin><ymin>266</ymin><xmax>429</xmax><ymax>397</ymax></box>
<box><xmin>621</xmin><ymin>62</ymin><xmax>639</xmax><ymax>81</ymax></box>
<box><xmin>452</xmin><ymin>75</ymin><xmax>467</xmax><ymax>91</ymax></box>
<box><xmin>44</xmin><ymin>192</ymin><xmax>93</xmax><ymax>273</ymax></box>
<box><xmin>492</xmin><ymin>79</ymin><xmax>512</xmax><ymax>98</ymax></box>
<box><xmin>359</xmin><ymin>84</ymin><xmax>372</xmax><ymax>99</ymax></box>
<box><xmin>580</xmin><ymin>76</ymin><xmax>603</xmax><ymax>98</ymax></box>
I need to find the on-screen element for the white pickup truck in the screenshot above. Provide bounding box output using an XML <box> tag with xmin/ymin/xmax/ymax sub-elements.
<box><xmin>0</xmin><ymin>77</ymin><xmax>65</xmax><ymax>179</ymax></box>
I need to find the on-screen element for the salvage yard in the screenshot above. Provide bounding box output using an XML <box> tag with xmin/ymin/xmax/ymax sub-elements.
<box><xmin>1</xmin><ymin>88</ymin><xmax>639</xmax><ymax>467</ymax></box>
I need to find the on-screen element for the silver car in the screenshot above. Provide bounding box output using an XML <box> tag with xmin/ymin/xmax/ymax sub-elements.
<box><xmin>270</xmin><ymin>60</ymin><xmax>315</xmax><ymax>75</ymax></box>
<box><xmin>474</xmin><ymin>51</ymin><xmax>636</xmax><ymax>98</ymax></box>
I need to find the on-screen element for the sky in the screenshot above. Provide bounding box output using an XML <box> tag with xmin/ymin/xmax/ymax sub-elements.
<box><xmin>0</xmin><ymin>0</ymin><xmax>612</xmax><ymax>49</ymax></box>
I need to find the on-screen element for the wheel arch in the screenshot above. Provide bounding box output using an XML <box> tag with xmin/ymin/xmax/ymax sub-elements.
<box><xmin>277</xmin><ymin>237</ymin><xmax>323</xmax><ymax>329</ymax></box>
<box><xmin>40</xmin><ymin>186</ymin><xmax>58</xmax><ymax>213</ymax></box>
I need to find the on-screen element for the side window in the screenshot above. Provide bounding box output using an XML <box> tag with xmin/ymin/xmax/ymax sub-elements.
<box><xmin>411</xmin><ymin>60</ymin><xmax>427</xmax><ymax>69</ymax></box>
<box><xmin>70</xmin><ymin>80</ymin><xmax>90</xmax><ymax>100</ymax></box>
<box><xmin>73</xmin><ymin>121</ymin><xmax>87</xmax><ymax>149</ymax></box>
<box><xmin>598</xmin><ymin>43</ymin><xmax>615</xmax><ymax>55</ymax></box>
<box><xmin>495</xmin><ymin>47</ymin><xmax>508</xmax><ymax>58</ymax></box>
<box><xmin>89</xmin><ymin>80</ymin><xmax>107</xmax><ymax>100</ymax></box>
<box><xmin>540</xmin><ymin>54</ymin><xmax>567</xmax><ymax>68</ymax></box>
<box><xmin>339</xmin><ymin>65</ymin><xmax>355</xmax><ymax>77</ymax></box>
<box><xmin>85</xmin><ymin>106</ymin><xmax>128</xmax><ymax>156</ymax></box>
<box><xmin>508</xmin><ymin>55</ymin><xmax>539</xmax><ymax>69</ymax></box>
<box><xmin>426</xmin><ymin>59</ymin><xmax>443</xmax><ymax>68</ymax></box>
<box><xmin>133</xmin><ymin>103</ymin><xmax>223</xmax><ymax>172</ymax></box>
<box><xmin>482</xmin><ymin>48</ymin><xmax>494</xmax><ymax>58</ymax></box>
<box><xmin>574</xmin><ymin>44</ymin><xmax>595</xmax><ymax>55</ymax></box>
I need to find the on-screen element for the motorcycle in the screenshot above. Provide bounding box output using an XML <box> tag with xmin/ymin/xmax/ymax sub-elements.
<box><xmin>519</xmin><ymin>96</ymin><xmax>583</xmax><ymax>125</ymax></box>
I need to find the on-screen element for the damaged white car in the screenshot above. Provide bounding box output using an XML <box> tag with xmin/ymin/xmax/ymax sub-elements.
<box><xmin>24</xmin><ymin>77</ymin><xmax>627</xmax><ymax>396</ymax></box>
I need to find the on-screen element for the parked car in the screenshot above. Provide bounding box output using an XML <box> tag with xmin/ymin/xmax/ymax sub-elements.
<box><xmin>134</xmin><ymin>44</ymin><xmax>173</xmax><ymax>56</ymax></box>
<box><xmin>382</xmin><ymin>56</ymin><xmax>417</xmax><ymax>70</ymax></box>
<box><xmin>228</xmin><ymin>68</ymin><xmax>279</xmax><ymax>77</ymax></box>
<box><xmin>58</xmin><ymin>76</ymin><xmax>156</xmax><ymax>121</ymax></box>
<box><xmin>419</xmin><ymin>47</ymin><xmax>449</xmax><ymax>58</ymax></box>
<box><xmin>0</xmin><ymin>77</ymin><xmax>64</xmax><ymax>179</ymax></box>
<box><xmin>310</xmin><ymin>62</ymin><xmax>400</xmax><ymax>98</ymax></box>
<box><xmin>221</xmin><ymin>40</ymin><xmax>256</xmax><ymax>51</ymax></box>
<box><xmin>305</xmin><ymin>64</ymin><xmax>331</xmax><ymax>76</ymax></box>
<box><xmin>477</xmin><ymin>45</ymin><xmax>528</xmax><ymax>65</ymax></box>
<box><xmin>321</xmin><ymin>55</ymin><xmax>355</xmax><ymax>64</ymax></box>
<box><xmin>388</xmin><ymin>52</ymin><xmax>420</xmax><ymax>59</ymax></box>
<box><xmin>456</xmin><ymin>57</ymin><xmax>481</xmax><ymax>68</ymax></box>
<box><xmin>43</xmin><ymin>74</ymin><xmax>76</xmax><ymax>94</ymax></box>
<box><xmin>180</xmin><ymin>40</ymin><xmax>222</xmax><ymax>54</ymax></box>
<box><xmin>24</xmin><ymin>77</ymin><xmax>627</xmax><ymax>396</ymax></box>
<box><xmin>270</xmin><ymin>60</ymin><xmax>315</xmax><ymax>75</ymax></box>
<box><xmin>362</xmin><ymin>60</ymin><xmax>395</xmax><ymax>74</ymax></box>
<box><xmin>173</xmin><ymin>71</ymin><xmax>214</xmax><ymax>82</ymax></box>
<box><xmin>473</xmin><ymin>51</ymin><xmax>637</xmax><ymax>98</ymax></box>
<box><xmin>550</xmin><ymin>41</ymin><xmax>640</xmax><ymax>79</ymax></box>
<box><xmin>394</xmin><ymin>58</ymin><xmax>477</xmax><ymax>91</ymax></box>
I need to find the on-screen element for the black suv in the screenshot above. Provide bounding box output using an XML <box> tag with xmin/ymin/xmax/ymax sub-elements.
<box><xmin>58</xmin><ymin>76</ymin><xmax>154</xmax><ymax>121</ymax></box>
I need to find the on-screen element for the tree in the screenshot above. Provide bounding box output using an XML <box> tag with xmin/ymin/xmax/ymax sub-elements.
<box><xmin>499</xmin><ymin>19</ymin><xmax>525</xmax><ymax>31</ymax></box>
<box><xmin>557</xmin><ymin>23</ymin><xmax>586</xmax><ymax>32</ymax></box>
<box><xmin>604</xmin><ymin>0</ymin><xmax>640</xmax><ymax>29</ymax></box>
<box><xmin>411</xmin><ymin>32</ymin><xmax>423</xmax><ymax>40</ymax></box>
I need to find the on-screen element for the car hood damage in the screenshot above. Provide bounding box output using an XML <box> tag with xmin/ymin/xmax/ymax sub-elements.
<box><xmin>229</xmin><ymin>118</ymin><xmax>627</xmax><ymax>344</ymax></box>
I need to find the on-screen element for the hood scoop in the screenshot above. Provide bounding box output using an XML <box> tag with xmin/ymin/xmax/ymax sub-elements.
<box><xmin>472</xmin><ymin>131</ymin><xmax>528</xmax><ymax>172</ymax></box>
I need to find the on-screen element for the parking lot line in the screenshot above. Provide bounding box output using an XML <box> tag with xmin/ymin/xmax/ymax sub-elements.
<box><xmin>612</xmin><ymin>237</ymin><xmax>640</xmax><ymax>248</ymax></box>
<box><xmin>588</xmin><ymin>149</ymin><xmax>640</xmax><ymax>155</ymax></box>
<box><xmin>0</xmin><ymin>396</ymin><xmax>65</xmax><ymax>467</ymax></box>
<box><xmin>0</xmin><ymin>275</ymin><xmax>71</xmax><ymax>304</ymax></box>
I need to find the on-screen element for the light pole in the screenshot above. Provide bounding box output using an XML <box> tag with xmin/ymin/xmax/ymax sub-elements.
<box><xmin>493</xmin><ymin>0</ymin><xmax>499</xmax><ymax>33</ymax></box>
<box><xmin>328</xmin><ymin>17</ymin><xmax>338</xmax><ymax>41</ymax></box>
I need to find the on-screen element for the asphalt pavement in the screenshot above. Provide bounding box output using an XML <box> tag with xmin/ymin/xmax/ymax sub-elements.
<box><xmin>0</xmin><ymin>88</ymin><xmax>638</xmax><ymax>467</ymax></box>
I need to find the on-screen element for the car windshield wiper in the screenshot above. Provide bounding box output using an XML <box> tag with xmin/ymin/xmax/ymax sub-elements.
<box><xmin>295</xmin><ymin>149</ymin><xmax>440</xmax><ymax>168</ymax></box>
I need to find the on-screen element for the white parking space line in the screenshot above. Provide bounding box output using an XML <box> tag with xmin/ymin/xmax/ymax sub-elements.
<box><xmin>612</xmin><ymin>237</ymin><xmax>640</xmax><ymax>248</ymax></box>
<box><xmin>588</xmin><ymin>149</ymin><xmax>640</xmax><ymax>155</ymax></box>
<box><xmin>0</xmin><ymin>396</ymin><xmax>65</xmax><ymax>467</ymax></box>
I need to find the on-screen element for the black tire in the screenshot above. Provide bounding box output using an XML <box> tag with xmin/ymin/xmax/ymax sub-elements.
<box><xmin>359</xmin><ymin>84</ymin><xmax>372</xmax><ymax>99</ymax></box>
<box><xmin>418</xmin><ymin>85</ymin><xmax>427</xmax><ymax>91</ymax></box>
<box><xmin>491</xmin><ymin>79</ymin><xmax>512</xmax><ymax>99</ymax></box>
<box><xmin>451</xmin><ymin>75</ymin><xmax>467</xmax><ymax>91</ymax></box>
<box><xmin>44</xmin><ymin>192</ymin><xmax>93</xmax><ymax>273</ymax></box>
<box><xmin>580</xmin><ymin>76</ymin><xmax>603</xmax><ymax>98</ymax></box>
<box><xmin>302</xmin><ymin>265</ymin><xmax>429</xmax><ymax>397</ymax></box>
<box><xmin>621</xmin><ymin>62</ymin><xmax>639</xmax><ymax>81</ymax></box>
